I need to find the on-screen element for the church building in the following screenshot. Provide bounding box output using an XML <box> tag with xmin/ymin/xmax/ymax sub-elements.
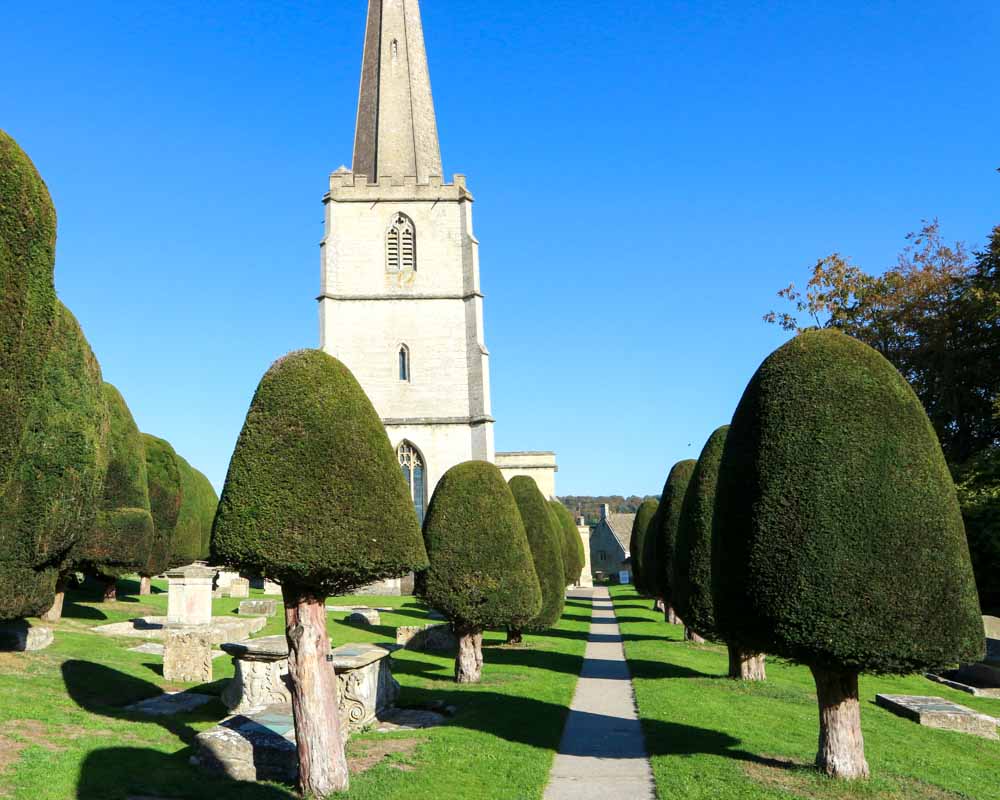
<box><xmin>319</xmin><ymin>0</ymin><xmax>557</xmax><ymax>527</ymax></box>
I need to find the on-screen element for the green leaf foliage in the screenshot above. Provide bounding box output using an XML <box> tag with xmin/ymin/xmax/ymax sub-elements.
<box><xmin>141</xmin><ymin>433</ymin><xmax>183</xmax><ymax>578</ymax></box>
<box><xmin>172</xmin><ymin>454</ymin><xmax>218</xmax><ymax>566</ymax></box>
<box><xmin>75</xmin><ymin>383</ymin><xmax>154</xmax><ymax>574</ymax></box>
<box><xmin>674</xmin><ymin>428</ymin><xmax>728</xmax><ymax>640</ymax></box>
<box><xmin>649</xmin><ymin>460</ymin><xmax>696</xmax><ymax>603</ymax></box>
<box><xmin>420</xmin><ymin>461</ymin><xmax>541</xmax><ymax>629</ymax></box>
<box><xmin>550</xmin><ymin>500</ymin><xmax>584</xmax><ymax>585</ymax></box>
<box><xmin>212</xmin><ymin>350</ymin><xmax>427</xmax><ymax>595</ymax></box>
<box><xmin>509</xmin><ymin>477</ymin><xmax>565</xmax><ymax>630</ymax></box>
<box><xmin>629</xmin><ymin>499</ymin><xmax>658</xmax><ymax>595</ymax></box>
<box><xmin>956</xmin><ymin>448</ymin><xmax>1000</xmax><ymax>614</ymax></box>
<box><xmin>714</xmin><ymin>330</ymin><xmax>984</xmax><ymax>674</ymax></box>
<box><xmin>0</xmin><ymin>302</ymin><xmax>107</xmax><ymax>619</ymax></box>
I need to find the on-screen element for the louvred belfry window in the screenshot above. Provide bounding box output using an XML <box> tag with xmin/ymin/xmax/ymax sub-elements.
<box><xmin>386</xmin><ymin>213</ymin><xmax>416</xmax><ymax>272</ymax></box>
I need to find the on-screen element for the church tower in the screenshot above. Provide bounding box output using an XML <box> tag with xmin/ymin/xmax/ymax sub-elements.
<box><xmin>319</xmin><ymin>0</ymin><xmax>495</xmax><ymax>522</ymax></box>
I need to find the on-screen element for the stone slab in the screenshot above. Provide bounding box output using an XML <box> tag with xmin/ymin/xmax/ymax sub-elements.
<box><xmin>396</xmin><ymin>623</ymin><xmax>457</xmax><ymax>653</ymax></box>
<box><xmin>926</xmin><ymin>672</ymin><xmax>1000</xmax><ymax>699</ymax></box>
<box><xmin>238</xmin><ymin>599</ymin><xmax>278</xmax><ymax>617</ymax></box>
<box><xmin>327</xmin><ymin>605</ymin><xmax>393</xmax><ymax>612</ymax></box>
<box><xmin>94</xmin><ymin>615</ymin><xmax>266</xmax><ymax>645</ymax></box>
<box><xmin>374</xmin><ymin>708</ymin><xmax>446</xmax><ymax>733</ymax></box>
<box><xmin>125</xmin><ymin>691</ymin><xmax>215</xmax><ymax>716</ymax></box>
<box><xmin>0</xmin><ymin>621</ymin><xmax>53</xmax><ymax>652</ymax></box>
<box><xmin>875</xmin><ymin>694</ymin><xmax>998</xmax><ymax>739</ymax></box>
<box><xmin>193</xmin><ymin>708</ymin><xmax>297</xmax><ymax>783</ymax></box>
<box><xmin>347</xmin><ymin>609</ymin><xmax>381</xmax><ymax>625</ymax></box>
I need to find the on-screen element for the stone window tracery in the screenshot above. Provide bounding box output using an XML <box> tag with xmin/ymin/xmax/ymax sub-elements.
<box><xmin>398</xmin><ymin>442</ymin><xmax>426</xmax><ymax>523</ymax></box>
<box><xmin>386</xmin><ymin>213</ymin><xmax>416</xmax><ymax>273</ymax></box>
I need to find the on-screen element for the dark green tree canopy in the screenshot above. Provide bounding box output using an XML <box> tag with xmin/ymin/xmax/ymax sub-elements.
<box><xmin>509</xmin><ymin>476</ymin><xmax>565</xmax><ymax>630</ymax></box>
<box><xmin>142</xmin><ymin>433</ymin><xmax>183</xmax><ymax>578</ymax></box>
<box><xmin>674</xmin><ymin>429</ymin><xmax>728</xmax><ymax>640</ymax></box>
<box><xmin>714</xmin><ymin>330</ymin><xmax>984</xmax><ymax>673</ymax></box>
<box><xmin>550</xmin><ymin>500</ymin><xmax>583</xmax><ymax>585</ymax></box>
<box><xmin>172</xmin><ymin>454</ymin><xmax>218</xmax><ymax>566</ymax></box>
<box><xmin>650</xmin><ymin>460</ymin><xmax>696</xmax><ymax>603</ymax></box>
<box><xmin>212</xmin><ymin>350</ymin><xmax>427</xmax><ymax>594</ymax></box>
<box><xmin>629</xmin><ymin>498</ymin><xmax>658</xmax><ymax>594</ymax></box>
<box><xmin>76</xmin><ymin>383</ymin><xmax>154</xmax><ymax>575</ymax></box>
<box><xmin>420</xmin><ymin>461</ymin><xmax>541</xmax><ymax>630</ymax></box>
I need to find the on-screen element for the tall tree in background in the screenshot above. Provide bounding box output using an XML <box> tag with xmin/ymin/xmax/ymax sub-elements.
<box><xmin>629</xmin><ymin>499</ymin><xmax>659</xmax><ymax>595</ymax></box>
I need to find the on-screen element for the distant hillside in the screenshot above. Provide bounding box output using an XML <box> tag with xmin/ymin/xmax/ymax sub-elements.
<box><xmin>558</xmin><ymin>495</ymin><xmax>659</xmax><ymax>527</ymax></box>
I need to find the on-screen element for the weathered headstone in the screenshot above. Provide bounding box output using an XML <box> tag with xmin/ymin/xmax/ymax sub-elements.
<box><xmin>396</xmin><ymin>623</ymin><xmax>456</xmax><ymax>653</ymax></box>
<box><xmin>346</xmin><ymin>608</ymin><xmax>380</xmax><ymax>626</ymax></box>
<box><xmin>238</xmin><ymin>599</ymin><xmax>278</xmax><ymax>617</ymax></box>
<box><xmin>163</xmin><ymin>630</ymin><xmax>213</xmax><ymax>683</ymax></box>
<box><xmin>0</xmin><ymin>621</ymin><xmax>54</xmax><ymax>652</ymax></box>
<box><xmin>228</xmin><ymin>578</ymin><xmax>250</xmax><ymax>599</ymax></box>
<box><xmin>166</xmin><ymin>564</ymin><xmax>215</xmax><ymax>627</ymax></box>
<box><xmin>876</xmin><ymin>694</ymin><xmax>998</xmax><ymax>740</ymax></box>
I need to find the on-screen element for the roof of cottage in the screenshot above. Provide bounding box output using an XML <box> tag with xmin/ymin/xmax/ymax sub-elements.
<box><xmin>605</xmin><ymin>513</ymin><xmax>635</xmax><ymax>555</ymax></box>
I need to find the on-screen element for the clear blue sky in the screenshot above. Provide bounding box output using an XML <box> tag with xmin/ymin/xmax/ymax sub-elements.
<box><xmin>2</xmin><ymin>0</ymin><xmax>997</xmax><ymax>496</ymax></box>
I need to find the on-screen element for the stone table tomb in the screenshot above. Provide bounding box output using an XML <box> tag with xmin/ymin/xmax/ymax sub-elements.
<box><xmin>167</xmin><ymin>564</ymin><xmax>215</xmax><ymax>627</ymax></box>
<box><xmin>220</xmin><ymin>636</ymin><xmax>399</xmax><ymax>732</ymax></box>
<box><xmin>876</xmin><ymin>694</ymin><xmax>998</xmax><ymax>740</ymax></box>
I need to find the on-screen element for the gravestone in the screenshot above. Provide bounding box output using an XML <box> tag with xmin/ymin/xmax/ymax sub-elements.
<box><xmin>238</xmin><ymin>599</ymin><xmax>278</xmax><ymax>617</ymax></box>
<box><xmin>0</xmin><ymin>621</ymin><xmax>54</xmax><ymax>652</ymax></box>
<box><xmin>166</xmin><ymin>564</ymin><xmax>215</xmax><ymax>627</ymax></box>
<box><xmin>346</xmin><ymin>608</ymin><xmax>380</xmax><ymax>626</ymax></box>
<box><xmin>228</xmin><ymin>578</ymin><xmax>250</xmax><ymax>599</ymax></box>
<box><xmin>876</xmin><ymin>694</ymin><xmax>998</xmax><ymax>740</ymax></box>
<box><xmin>250</xmin><ymin>576</ymin><xmax>282</xmax><ymax>595</ymax></box>
<box><xmin>163</xmin><ymin>630</ymin><xmax>213</xmax><ymax>683</ymax></box>
<box><xmin>194</xmin><ymin>707</ymin><xmax>298</xmax><ymax>783</ymax></box>
<box><xmin>214</xmin><ymin>569</ymin><xmax>240</xmax><ymax>591</ymax></box>
<box><xmin>221</xmin><ymin>636</ymin><xmax>399</xmax><ymax>730</ymax></box>
<box><xmin>396</xmin><ymin>623</ymin><xmax>456</xmax><ymax>653</ymax></box>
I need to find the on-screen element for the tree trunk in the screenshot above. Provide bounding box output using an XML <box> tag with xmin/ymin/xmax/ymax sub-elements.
<box><xmin>455</xmin><ymin>625</ymin><xmax>484</xmax><ymax>684</ymax></box>
<box><xmin>727</xmin><ymin>644</ymin><xmax>767</xmax><ymax>681</ymax></box>
<box><xmin>507</xmin><ymin>628</ymin><xmax>523</xmax><ymax>645</ymax></box>
<box><xmin>101</xmin><ymin>575</ymin><xmax>117</xmax><ymax>602</ymax></box>
<box><xmin>653</xmin><ymin>598</ymin><xmax>665</xmax><ymax>613</ymax></box>
<box><xmin>139</xmin><ymin>576</ymin><xmax>151</xmax><ymax>596</ymax></box>
<box><xmin>283</xmin><ymin>586</ymin><xmax>349</xmax><ymax>797</ymax></box>
<box><xmin>809</xmin><ymin>666</ymin><xmax>870</xmax><ymax>780</ymax></box>
<box><xmin>685</xmin><ymin>627</ymin><xmax>706</xmax><ymax>644</ymax></box>
<box><xmin>665</xmin><ymin>604</ymin><xmax>681</xmax><ymax>625</ymax></box>
<box><xmin>41</xmin><ymin>577</ymin><xmax>67</xmax><ymax>623</ymax></box>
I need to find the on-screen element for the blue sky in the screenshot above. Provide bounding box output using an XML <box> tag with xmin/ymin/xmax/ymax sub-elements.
<box><xmin>2</xmin><ymin>0</ymin><xmax>997</xmax><ymax>496</ymax></box>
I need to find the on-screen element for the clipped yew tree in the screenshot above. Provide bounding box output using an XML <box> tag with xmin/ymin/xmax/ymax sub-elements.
<box><xmin>172</xmin><ymin>454</ymin><xmax>218</xmax><ymax>566</ymax></box>
<box><xmin>0</xmin><ymin>133</ymin><xmax>108</xmax><ymax>621</ymax></box>
<box><xmin>714</xmin><ymin>330</ymin><xmax>984</xmax><ymax>780</ymax></box>
<box><xmin>651</xmin><ymin>460</ymin><xmax>696</xmax><ymax>623</ymax></box>
<box><xmin>139</xmin><ymin>433</ymin><xmax>183</xmax><ymax>595</ymax></box>
<box><xmin>629</xmin><ymin>498</ymin><xmax>658</xmax><ymax>594</ymax></box>
<box><xmin>550</xmin><ymin>500</ymin><xmax>583</xmax><ymax>586</ymax></box>
<box><xmin>213</xmin><ymin>350</ymin><xmax>427</xmax><ymax>796</ymax></box>
<box><xmin>47</xmin><ymin>383</ymin><xmax>155</xmax><ymax>614</ymax></box>
<box><xmin>508</xmin><ymin>477</ymin><xmax>565</xmax><ymax>643</ymax></box>
<box><xmin>421</xmin><ymin>461</ymin><xmax>542</xmax><ymax>682</ymax></box>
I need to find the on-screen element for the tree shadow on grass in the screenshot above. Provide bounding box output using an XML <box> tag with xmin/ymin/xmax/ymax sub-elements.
<box><xmin>64</xmin><ymin>661</ymin><xmax>292</xmax><ymax>799</ymax></box>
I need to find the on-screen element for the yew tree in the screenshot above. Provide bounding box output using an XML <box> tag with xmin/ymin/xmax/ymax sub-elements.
<box><xmin>650</xmin><ymin>460</ymin><xmax>696</xmax><ymax>624</ymax></box>
<box><xmin>213</xmin><ymin>349</ymin><xmax>427</xmax><ymax>796</ymax></box>
<box><xmin>629</xmin><ymin>498</ymin><xmax>658</xmax><ymax>594</ymax></box>
<box><xmin>0</xmin><ymin>132</ymin><xmax>108</xmax><ymax>622</ymax></box>
<box><xmin>550</xmin><ymin>500</ymin><xmax>584</xmax><ymax>586</ymax></box>
<box><xmin>172</xmin><ymin>453</ymin><xmax>218</xmax><ymax>566</ymax></box>
<box><xmin>138</xmin><ymin>434</ymin><xmax>183</xmax><ymax>596</ymax></box>
<box><xmin>714</xmin><ymin>330</ymin><xmax>983</xmax><ymax>780</ymax></box>
<box><xmin>508</xmin><ymin>477</ymin><xmax>565</xmax><ymax>643</ymax></box>
<box><xmin>420</xmin><ymin>461</ymin><xmax>541</xmax><ymax>682</ymax></box>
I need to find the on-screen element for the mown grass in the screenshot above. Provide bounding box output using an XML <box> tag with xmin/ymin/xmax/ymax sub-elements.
<box><xmin>611</xmin><ymin>585</ymin><xmax>1000</xmax><ymax>800</ymax></box>
<box><xmin>1</xmin><ymin>578</ymin><xmax>590</xmax><ymax>799</ymax></box>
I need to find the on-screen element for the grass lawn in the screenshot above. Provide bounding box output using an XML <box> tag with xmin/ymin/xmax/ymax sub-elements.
<box><xmin>610</xmin><ymin>585</ymin><xmax>1000</xmax><ymax>800</ymax></box>
<box><xmin>0</xmin><ymin>578</ymin><xmax>590</xmax><ymax>800</ymax></box>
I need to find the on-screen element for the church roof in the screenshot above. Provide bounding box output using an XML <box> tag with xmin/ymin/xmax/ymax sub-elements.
<box><xmin>605</xmin><ymin>513</ymin><xmax>635</xmax><ymax>555</ymax></box>
<box><xmin>353</xmin><ymin>0</ymin><xmax>443</xmax><ymax>184</ymax></box>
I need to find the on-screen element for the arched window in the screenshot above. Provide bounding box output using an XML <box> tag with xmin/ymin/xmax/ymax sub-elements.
<box><xmin>397</xmin><ymin>442</ymin><xmax>426</xmax><ymax>523</ymax></box>
<box><xmin>398</xmin><ymin>345</ymin><xmax>410</xmax><ymax>381</ymax></box>
<box><xmin>386</xmin><ymin>213</ymin><xmax>416</xmax><ymax>273</ymax></box>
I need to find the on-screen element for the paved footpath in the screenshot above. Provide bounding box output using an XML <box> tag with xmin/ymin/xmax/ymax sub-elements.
<box><xmin>543</xmin><ymin>587</ymin><xmax>656</xmax><ymax>800</ymax></box>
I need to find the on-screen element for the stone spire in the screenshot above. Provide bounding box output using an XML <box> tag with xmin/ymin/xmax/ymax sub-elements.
<box><xmin>352</xmin><ymin>0</ymin><xmax>443</xmax><ymax>184</ymax></box>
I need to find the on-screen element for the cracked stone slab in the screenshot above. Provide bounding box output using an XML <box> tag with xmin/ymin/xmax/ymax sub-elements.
<box><xmin>876</xmin><ymin>694</ymin><xmax>998</xmax><ymax>739</ymax></box>
<box><xmin>125</xmin><ymin>691</ymin><xmax>215</xmax><ymax>716</ymax></box>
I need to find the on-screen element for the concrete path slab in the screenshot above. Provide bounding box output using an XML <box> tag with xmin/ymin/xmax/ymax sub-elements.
<box><xmin>544</xmin><ymin>588</ymin><xmax>656</xmax><ymax>800</ymax></box>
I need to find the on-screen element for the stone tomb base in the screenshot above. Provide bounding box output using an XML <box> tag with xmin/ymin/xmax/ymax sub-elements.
<box><xmin>0</xmin><ymin>621</ymin><xmax>54</xmax><ymax>652</ymax></box>
<box><xmin>876</xmin><ymin>694</ymin><xmax>998</xmax><ymax>739</ymax></box>
<box><xmin>94</xmin><ymin>615</ymin><xmax>266</xmax><ymax>645</ymax></box>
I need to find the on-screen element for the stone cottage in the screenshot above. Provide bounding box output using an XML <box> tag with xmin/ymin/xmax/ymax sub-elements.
<box><xmin>588</xmin><ymin>504</ymin><xmax>633</xmax><ymax>583</ymax></box>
